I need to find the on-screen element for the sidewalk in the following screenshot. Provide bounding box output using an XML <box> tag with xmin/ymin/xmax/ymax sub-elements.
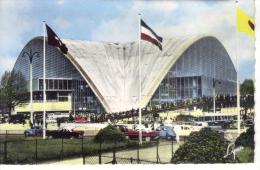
<box><xmin>45</xmin><ymin>141</ymin><xmax>182</xmax><ymax>165</ymax></box>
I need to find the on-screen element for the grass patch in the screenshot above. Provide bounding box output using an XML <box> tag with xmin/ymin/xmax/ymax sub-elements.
<box><xmin>0</xmin><ymin>138</ymin><xmax>156</xmax><ymax>164</ymax></box>
<box><xmin>236</xmin><ymin>147</ymin><xmax>254</xmax><ymax>163</ymax></box>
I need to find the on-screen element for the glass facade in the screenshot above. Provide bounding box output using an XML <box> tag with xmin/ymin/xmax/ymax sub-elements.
<box><xmin>13</xmin><ymin>39</ymin><xmax>105</xmax><ymax>114</ymax></box>
<box><xmin>151</xmin><ymin>37</ymin><xmax>236</xmax><ymax>105</ymax></box>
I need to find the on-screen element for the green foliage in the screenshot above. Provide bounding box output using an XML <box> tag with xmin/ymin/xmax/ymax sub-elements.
<box><xmin>94</xmin><ymin>125</ymin><xmax>126</xmax><ymax>143</ymax></box>
<box><xmin>236</xmin><ymin>147</ymin><xmax>254</xmax><ymax>163</ymax></box>
<box><xmin>172</xmin><ymin>128</ymin><xmax>235</xmax><ymax>163</ymax></box>
<box><xmin>235</xmin><ymin>126</ymin><xmax>254</xmax><ymax>149</ymax></box>
<box><xmin>240</xmin><ymin>79</ymin><xmax>254</xmax><ymax>117</ymax></box>
<box><xmin>240</xmin><ymin>79</ymin><xmax>254</xmax><ymax>96</ymax></box>
<box><xmin>175</xmin><ymin>114</ymin><xmax>195</xmax><ymax>122</ymax></box>
<box><xmin>0</xmin><ymin>70</ymin><xmax>28</xmax><ymax>115</ymax></box>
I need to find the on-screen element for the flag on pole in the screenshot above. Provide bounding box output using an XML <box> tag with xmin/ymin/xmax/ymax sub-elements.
<box><xmin>46</xmin><ymin>24</ymin><xmax>68</xmax><ymax>54</ymax></box>
<box><xmin>236</xmin><ymin>7</ymin><xmax>255</xmax><ymax>38</ymax></box>
<box><xmin>141</xmin><ymin>19</ymin><xmax>163</xmax><ymax>50</ymax></box>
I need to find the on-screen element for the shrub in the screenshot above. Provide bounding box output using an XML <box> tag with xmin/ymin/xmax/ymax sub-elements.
<box><xmin>235</xmin><ymin>125</ymin><xmax>254</xmax><ymax>149</ymax></box>
<box><xmin>172</xmin><ymin>128</ymin><xmax>235</xmax><ymax>163</ymax></box>
<box><xmin>94</xmin><ymin>125</ymin><xmax>126</xmax><ymax>143</ymax></box>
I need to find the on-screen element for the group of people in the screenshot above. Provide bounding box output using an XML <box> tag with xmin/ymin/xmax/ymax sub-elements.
<box><xmin>94</xmin><ymin>95</ymin><xmax>252</xmax><ymax>123</ymax></box>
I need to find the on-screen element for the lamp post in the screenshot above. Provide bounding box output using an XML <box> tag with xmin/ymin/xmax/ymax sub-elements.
<box><xmin>71</xmin><ymin>88</ymin><xmax>76</xmax><ymax>117</ymax></box>
<box><xmin>213</xmin><ymin>78</ymin><xmax>221</xmax><ymax>114</ymax></box>
<box><xmin>22</xmin><ymin>49</ymin><xmax>39</xmax><ymax>124</ymax></box>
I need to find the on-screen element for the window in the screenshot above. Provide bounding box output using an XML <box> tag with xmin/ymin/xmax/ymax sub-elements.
<box><xmin>39</xmin><ymin>79</ymin><xmax>43</xmax><ymax>90</ymax></box>
<box><xmin>49</xmin><ymin>79</ymin><xmax>53</xmax><ymax>89</ymax></box>
<box><xmin>181</xmin><ymin>78</ymin><xmax>184</xmax><ymax>98</ymax></box>
<box><xmin>181</xmin><ymin>77</ymin><xmax>184</xmax><ymax>86</ymax></box>
<box><xmin>59</xmin><ymin>80</ymin><xmax>63</xmax><ymax>89</ymax></box>
<box><xmin>198</xmin><ymin>77</ymin><xmax>201</xmax><ymax>87</ymax></box>
<box><xmin>198</xmin><ymin>89</ymin><xmax>202</xmax><ymax>97</ymax></box>
<box><xmin>63</xmin><ymin>80</ymin><xmax>67</xmax><ymax>90</ymax></box>
<box><xmin>46</xmin><ymin>79</ymin><xmax>49</xmax><ymax>90</ymax></box>
<box><xmin>68</xmin><ymin>80</ymin><xmax>72</xmax><ymax>89</ymax></box>
<box><xmin>54</xmin><ymin>80</ymin><xmax>58</xmax><ymax>89</ymax></box>
<box><xmin>185</xmin><ymin>77</ymin><xmax>189</xmax><ymax>89</ymax></box>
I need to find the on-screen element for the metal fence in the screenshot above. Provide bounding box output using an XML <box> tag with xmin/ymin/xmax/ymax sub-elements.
<box><xmin>82</xmin><ymin>139</ymin><xmax>176</xmax><ymax>164</ymax></box>
<box><xmin>0</xmin><ymin>136</ymin><xmax>178</xmax><ymax>164</ymax></box>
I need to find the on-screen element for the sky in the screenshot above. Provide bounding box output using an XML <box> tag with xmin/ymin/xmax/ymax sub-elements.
<box><xmin>0</xmin><ymin>0</ymin><xmax>256</xmax><ymax>82</ymax></box>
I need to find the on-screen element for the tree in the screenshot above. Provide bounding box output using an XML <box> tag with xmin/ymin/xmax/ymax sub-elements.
<box><xmin>0</xmin><ymin>88</ymin><xmax>8</xmax><ymax>114</ymax></box>
<box><xmin>0</xmin><ymin>70</ymin><xmax>28</xmax><ymax>116</ymax></box>
<box><xmin>240</xmin><ymin>79</ymin><xmax>254</xmax><ymax>119</ymax></box>
<box><xmin>235</xmin><ymin>125</ymin><xmax>254</xmax><ymax>149</ymax></box>
<box><xmin>235</xmin><ymin>126</ymin><xmax>254</xmax><ymax>162</ymax></box>
<box><xmin>240</xmin><ymin>79</ymin><xmax>254</xmax><ymax>96</ymax></box>
<box><xmin>172</xmin><ymin>128</ymin><xmax>235</xmax><ymax>163</ymax></box>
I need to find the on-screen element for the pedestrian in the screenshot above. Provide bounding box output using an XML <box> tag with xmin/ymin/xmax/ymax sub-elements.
<box><xmin>22</xmin><ymin>119</ymin><xmax>25</xmax><ymax>127</ymax></box>
<box><xmin>29</xmin><ymin>121</ymin><xmax>33</xmax><ymax>129</ymax></box>
<box><xmin>57</xmin><ymin>118</ymin><xmax>61</xmax><ymax>129</ymax></box>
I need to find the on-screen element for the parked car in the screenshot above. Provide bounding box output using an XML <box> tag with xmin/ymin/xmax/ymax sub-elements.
<box><xmin>114</xmin><ymin>125</ymin><xmax>129</xmax><ymax>132</ymax></box>
<box><xmin>73</xmin><ymin>118</ymin><xmax>88</xmax><ymax>123</ymax></box>
<box><xmin>115</xmin><ymin>125</ymin><xmax>159</xmax><ymax>141</ymax></box>
<box><xmin>24</xmin><ymin>126</ymin><xmax>43</xmax><ymax>137</ymax></box>
<box><xmin>46</xmin><ymin>129</ymin><xmax>84</xmax><ymax>139</ymax></box>
<box><xmin>9</xmin><ymin>114</ymin><xmax>26</xmax><ymax>124</ymax></box>
<box><xmin>155</xmin><ymin>125</ymin><xmax>176</xmax><ymax>139</ymax></box>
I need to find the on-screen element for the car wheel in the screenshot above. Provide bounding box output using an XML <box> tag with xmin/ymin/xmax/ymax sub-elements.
<box><xmin>48</xmin><ymin>135</ymin><xmax>53</xmax><ymax>139</ymax></box>
<box><xmin>24</xmin><ymin>132</ymin><xmax>29</xmax><ymax>137</ymax></box>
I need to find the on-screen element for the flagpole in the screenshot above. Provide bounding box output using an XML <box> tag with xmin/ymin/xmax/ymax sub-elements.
<box><xmin>235</xmin><ymin>0</ymin><xmax>240</xmax><ymax>135</ymax></box>
<box><xmin>30</xmin><ymin>56</ymin><xmax>33</xmax><ymax>124</ymax></box>
<box><xmin>138</xmin><ymin>13</ymin><xmax>142</xmax><ymax>145</ymax></box>
<box><xmin>43</xmin><ymin>21</ymin><xmax>46</xmax><ymax>139</ymax></box>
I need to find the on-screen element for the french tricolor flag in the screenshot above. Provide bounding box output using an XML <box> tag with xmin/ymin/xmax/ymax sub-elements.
<box><xmin>141</xmin><ymin>19</ymin><xmax>163</xmax><ymax>51</ymax></box>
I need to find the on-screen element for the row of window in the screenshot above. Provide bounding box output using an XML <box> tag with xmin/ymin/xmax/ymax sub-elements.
<box><xmin>39</xmin><ymin>79</ymin><xmax>72</xmax><ymax>90</ymax></box>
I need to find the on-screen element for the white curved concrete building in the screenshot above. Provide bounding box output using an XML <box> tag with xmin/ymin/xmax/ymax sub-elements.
<box><xmin>13</xmin><ymin>35</ymin><xmax>236</xmax><ymax>115</ymax></box>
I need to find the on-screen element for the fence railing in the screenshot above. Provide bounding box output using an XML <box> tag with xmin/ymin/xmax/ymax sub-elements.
<box><xmin>0</xmin><ymin>136</ymin><xmax>178</xmax><ymax>164</ymax></box>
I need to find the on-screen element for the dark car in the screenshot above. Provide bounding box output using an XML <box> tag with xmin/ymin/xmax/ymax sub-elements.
<box><xmin>9</xmin><ymin>114</ymin><xmax>25</xmax><ymax>124</ymax></box>
<box><xmin>46</xmin><ymin>129</ymin><xmax>84</xmax><ymax>139</ymax></box>
<box><xmin>24</xmin><ymin>126</ymin><xmax>43</xmax><ymax>137</ymax></box>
